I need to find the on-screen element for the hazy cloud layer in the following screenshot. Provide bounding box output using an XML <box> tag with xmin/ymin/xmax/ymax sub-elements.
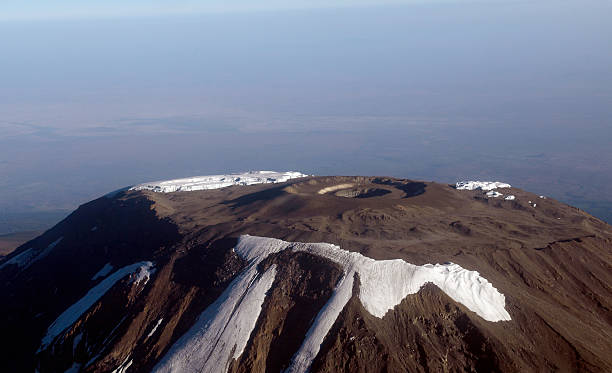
<box><xmin>0</xmin><ymin>1</ymin><xmax>611</xmax><ymax>226</ymax></box>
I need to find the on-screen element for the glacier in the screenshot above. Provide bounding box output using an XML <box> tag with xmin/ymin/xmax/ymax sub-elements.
<box><xmin>156</xmin><ymin>235</ymin><xmax>511</xmax><ymax>373</ymax></box>
<box><xmin>39</xmin><ymin>261</ymin><xmax>154</xmax><ymax>351</ymax></box>
<box><xmin>456</xmin><ymin>181</ymin><xmax>511</xmax><ymax>191</ymax></box>
<box><xmin>91</xmin><ymin>263</ymin><xmax>114</xmax><ymax>280</ymax></box>
<box><xmin>0</xmin><ymin>237</ymin><xmax>63</xmax><ymax>272</ymax></box>
<box><xmin>130</xmin><ymin>171</ymin><xmax>308</xmax><ymax>193</ymax></box>
<box><xmin>153</xmin><ymin>264</ymin><xmax>277</xmax><ymax>373</ymax></box>
<box><xmin>486</xmin><ymin>190</ymin><xmax>503</xmax><ymax>198</ymax></box>
<box><xmin>147</xmin><ymin>318</ymin><xmax>164</xmax><ymax>339</ymax></box>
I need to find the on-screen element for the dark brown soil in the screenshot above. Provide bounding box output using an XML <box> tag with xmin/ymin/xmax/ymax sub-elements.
<box><xmin>2</xmin><ymin>175</ymin><xmax>611</xmax><ymax>372</ymax></box>
<box><xmin>228</xmin><ymin>251</ymin><xmax>344</xmax><ymax>373</ymax></box>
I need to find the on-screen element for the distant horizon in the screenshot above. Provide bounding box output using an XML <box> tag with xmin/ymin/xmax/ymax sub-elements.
<box><xmin>0</xmin><ymin>169</ymin><xmax>610</xmax><ymax>237</ymax></box>
<box><xmin>1</xmin><ymin>0</ymin><xmax>611</xmax><ymax>230</ymax></box>
<box><xmin>2</xmin><ymin>3</ymin><xmax>611</xmax><ymax>372</ymax></box>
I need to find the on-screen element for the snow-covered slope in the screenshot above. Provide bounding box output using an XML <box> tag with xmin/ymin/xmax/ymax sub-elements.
<box><xmin>153</xmin><ymin>239</ymin><xmax>282</xmax><ymax>373</ymax></box>
<box><xmin>456</xmin><ymin>181</ymin><xmax>511</xmax><ymax>191</ymax></box>
<box><xmin>155</xmin><ymin>235</ymin><xmax>511</xmax><ymax>373</ymax></box>
<box><xmin>13</xmin><ymin>175</ymin><xmax>612</xmax><ymax>373</ymax></box>
<box><xmin>39</xmin><ymin>261</ymin><xmax>154</xmax><ymax>350</ymax></box>
<box><xmin>91</xmin><ymin>263</ymin><xmax>114</xmax><ymax>280</ymax></box>
<box><xmin>0</xmin><ymin>237</ymin><xmax>63</xmax><ymax>272</ymax></box>
<box><xmin>130</xmin><ymin>171</ymin><xmax>308</xmax><ymax>193</ymax></box>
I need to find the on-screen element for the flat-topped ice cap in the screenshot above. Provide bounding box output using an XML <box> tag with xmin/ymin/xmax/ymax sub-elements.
<box><xmin>456</xmin><ymin>181</ymin><xmax>511</xmax><ymax>191</ymax></box>
<box><xmin>130</xmin><ymin>171</ymin><xmax>308</xmax><ymax>193</ymax></box>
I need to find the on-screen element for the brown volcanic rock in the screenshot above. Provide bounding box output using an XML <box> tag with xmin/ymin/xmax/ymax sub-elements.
<box><xmin>228</xmin><ymin>251</ymin><xmax>344</xmax><ymax>373</ymax></box>
<box><xmin>1</xmin><ymin>175</ymin><xmax>611</xmax><ymax>372</ymax></box>
<box><xmin>0</xmin><ymin>193</ymin><xmax>181</xmax><ymax>372</ymax></box>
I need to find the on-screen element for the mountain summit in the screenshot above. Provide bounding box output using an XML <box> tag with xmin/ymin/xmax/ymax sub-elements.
<box><xmin>1</xmin><ymin>173</ymin><xmax>611</xmax><ymax>372</ymax></box>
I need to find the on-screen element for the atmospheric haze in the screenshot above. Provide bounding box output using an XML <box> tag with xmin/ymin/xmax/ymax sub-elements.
<box><xmin>1</xmin><ymin>0</ymin><xmax>611</xmax><ymax>233</ymax></box>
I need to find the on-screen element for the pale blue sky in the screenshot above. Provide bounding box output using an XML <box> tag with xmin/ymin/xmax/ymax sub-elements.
<box><xmin>0</xmin><ymin>0</ymin><xmax>535</xmax><ymax>21</ymax></box>
<box><xmin>0</xmin><ymin>0</ymin><xmax>406</xmax><ymax>21</ymax></box>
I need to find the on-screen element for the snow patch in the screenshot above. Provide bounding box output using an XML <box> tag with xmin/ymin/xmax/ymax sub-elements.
<box><xmin>153</xmin><ymin>236</ymin><xmax>286</xmax><ymax>373</ymax></box>
<box><xmin>285</xmin><ymin>239</ymin><xmax>511</xmax><ymax>372</ymax></box>
<box><xmin>157</xmin><ymin>235</ymin><xmax>510</xmax><ymax>373</ymax></box>
<box><xmin>72</xmin><ymin>332</ymin><xmax>83</xmax><ymax>354</ymax></box>
<box><xmin>112</xmin><ymin>357</ymin><xmax>133</xmax><ymax>373</ymax></box>
<box><xmin>34</xmin><ymin>237</ymin><xmax>63</xmax><ymax>264</ymax></box>
<box><xmin>0</xmin><ymin>248</ymin><xmax>36</xmax><ymax>270</ymax></box>
<box><xmin>130</xmin><ymin>171</ymin><xmax>308</xmax><ymax>193</ymax></box>
<box><xmin>486</xmin><ymin>191</ymin><xmax>503</xmax><ymax>198</ymax></box>
<box><xmin>0</xmin><ymin>237</ymin><xmax>63</xmax><ymax>272</ymax></box>
<box><xmin>287</xmin><ymin>270</ymin><xmax>355</xmax><ymax>373</ymax></box>
<box><xmin>153</xmin><ymin>264</ymin><xmax>277</xmax><ymax>373</ymax></box>
<box><xmin>504</xmin><ymin>195</ymin><xmax>516</xmax><ymax>201</ymax></box>
<box><xmin>101</xmin><ymin>316</ymin><xmax>127</xmax><ymax>348</ymax></box>
<box><xmin>147</xmin><ymin>318</ymin><xmax>164</xmax><ymax>339</ymax></box>
<box><xmin>85</xmin><ymin>353</ymin><xmax>101</xmax><ymax>368</ymax></box>
<box><xmin>92</xmin><ymin>263</ymin><xmax>114</xmax><ymax>280</ymax></box>
<box><xmin>39</xmin><ymin>261</ymin><xmax>153</xmax><ymax>350</ymax></box>
<box><xmin>104</xmin><ymin>186</ymin><xmax>132</xmax><ymax>199</ymax></box>
<box><xmin>285</xmin><ymin>238</ymin><xmax>510</xmax><ymax>321</ymax></box>
<box><xmin>133</xmin><ymin>264</ymin><xmax>155</xmax><ymax>286</ymax></box>
<box><xmin>456</xmin><ymin>181</ymin><xmax>511</xmax><ymax>191</ymax></box>
<box><xmin>64</xmin><ymin>363</ymin><xmax>82</xmax><ymax>373</ymax></box>
<box><xmin>234</xmin><ymin>234</ymin><xmax>289</xmax><ymax>263</ymax></box>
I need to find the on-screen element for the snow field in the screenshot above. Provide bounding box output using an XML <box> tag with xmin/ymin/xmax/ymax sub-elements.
<box><xmin>39</xmin><ymin>261</ymin><xmax>154</xmax><ymax>351</ymax></box>
<box><xmin>152</xmin><ymin>238</ymin><xmax>280</xmax><ymax>373</ymax></box>
<box><xmin>0</xmin><ymin>237</ymin><xmax>63</xmax><ymax>271</ymax></box>
<box><xmin>147</xmin><ymin>318</ymin><xmax>164</xmax><ymax>339</ymax></box>
<box><xmin>130</xmin><ymin>171</ymin><xmax>308</xmax><ymax>193</ymax></box>
<box><xmin>157</xmin><ymin>235</ymin><xmax>511</xmax><ymax>373</ymax></box>
<box><xmin>456</xmin><ymin>181</ymin><xmax>512</xmax><ymax>191</ymax></box>
<box><xmin>91</xmin><ymin>263</ymin><xmax>114</xmax><ymax>280</ymax></box>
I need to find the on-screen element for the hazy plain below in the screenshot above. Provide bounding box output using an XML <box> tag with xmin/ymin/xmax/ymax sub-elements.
<box><xmin>1</xmin><ymin>1</ymin><xmax>611</xmax><ymax>237</ymax></box>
